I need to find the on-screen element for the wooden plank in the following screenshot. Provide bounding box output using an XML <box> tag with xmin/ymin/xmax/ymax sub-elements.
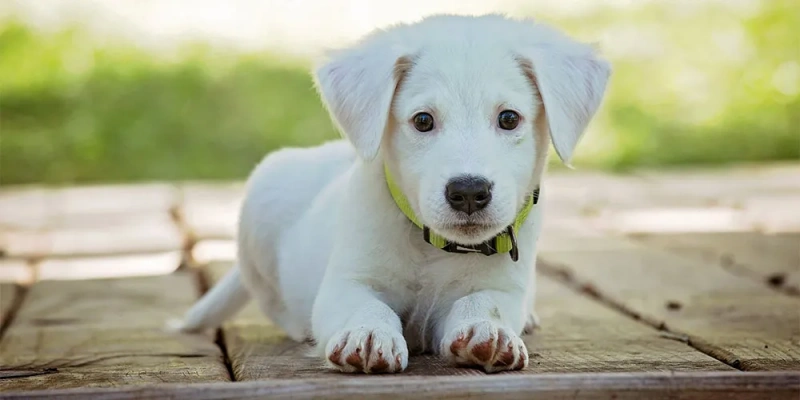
<box><xmin>1</xmin><ymin>371</ymin><xmax>798</xmax><ymax>400</ymax></box>
<box><xmin>546</xmin><ymin>164</ymin><xmax>800</xmax><ymax>235</ymax></box>
<box><xmin>0</xmin><ymin>184</ymin><xmax>178</xmax><ymax>231</ymax></box>
<box><xmin>539</xmin><ymin>233</ymin><xmax>800</xmax><ymax>371</ymax></box>
<box><xmin>0</xmin><ymin>272</ymin><xmax>230</xmax><ymax>391</ymax></box>
<box><xmin>180</xmin><ymin>183</ymin><xmax>243</xmax><ymax>240</ymax></box>
<box><xmin>0</xmin><ymin>260</ymin><xmax>35</xmax><ymax>284</ymax></box>
<box><xmin>631</xmin><ymin>232</ymin><xmax>800</xmax><ymax>294</ymax></box>
<box><xmin>2</xmin><ymin>214</ymin><xmax>183</xmax><ymax>259</ymax></box>
<box><xmin>1</xmin><ymin>283</ymin><xmax>21</xmax><ymax>327</ymax></box>
<box><xmin>192</xmin><ymin>240</ymin><xmax>236</xmax><ymax>265</ymax></box>
<box><xmin>739</xmin><ymin>195</ymin><xmax>800</xmax><ymax>233</ymax></box>
<box><xmin>35</xmin><ymin>251</ymin><xmax>182</xmax><ymax>281</ymax></box>
<box><xmin>206</xmin><ymin>261</ymin><xmax>729</xmax><ymax>381</ymax></box>
<box><xmin>634</xmin><ymin>163</ymin><xmax>800</xmax><ymax>200</ymax></box>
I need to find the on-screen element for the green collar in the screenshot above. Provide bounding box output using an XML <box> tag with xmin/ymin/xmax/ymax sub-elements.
<box><xmin>384</xmin><ymin>165</ymin><xmax>539</xmax><ymax>262</ymax></box>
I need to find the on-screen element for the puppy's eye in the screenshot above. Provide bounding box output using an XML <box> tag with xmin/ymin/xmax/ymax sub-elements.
<box><xmin>412</xmin><ymin>112</ymin><xmax>435</xmax><ymax>132</ymax></box>
<box><xmin>498</xmin><ymin>110</ymin><xmax>520</xmax><ymax>130</ymax></box>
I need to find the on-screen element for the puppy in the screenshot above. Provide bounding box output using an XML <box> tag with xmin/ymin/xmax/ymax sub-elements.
<box><xmin>178</xmin><ymin>14</ymin><xmax>610</xmax><ymax>374</ymax></box>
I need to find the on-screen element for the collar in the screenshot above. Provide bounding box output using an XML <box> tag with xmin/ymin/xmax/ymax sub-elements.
<box><xmin>384</xmin><ymin>165</ymin><xmax>539</xmax><ymax>262</ymax></box>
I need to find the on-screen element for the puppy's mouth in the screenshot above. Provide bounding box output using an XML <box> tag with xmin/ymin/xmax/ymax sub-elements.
<box><xmin>436</xmin><ymin>220</ymin><xmax>505</xmax><ymax>245</ymax></box>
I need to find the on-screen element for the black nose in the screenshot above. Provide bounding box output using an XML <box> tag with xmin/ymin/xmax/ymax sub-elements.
<box><xmin>445</xmin><ymin>176</ymin><xmax>492</xmax><ymax>215</ymax></box>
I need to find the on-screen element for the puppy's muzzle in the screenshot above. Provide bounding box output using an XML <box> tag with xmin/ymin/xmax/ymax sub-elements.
<box><xmin>445</xmin><ymin>175</ymin><xmax>492</xmax><ymax>215</ymax></box>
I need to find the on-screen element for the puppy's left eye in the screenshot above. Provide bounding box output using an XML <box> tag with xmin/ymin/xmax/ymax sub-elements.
<box><xmin>498</xmin><ymin>110</ymin><xmax>520</xmax><ymax>130</ymax></box>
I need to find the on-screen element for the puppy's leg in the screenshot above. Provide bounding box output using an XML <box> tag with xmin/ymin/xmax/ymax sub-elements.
<box><xmin>438</xmin><ymin>290</ymin><xmax>529</xmax><ymax>373</ymax></box>
<box><xmin>523</xmin><ymin>312</ymin><xmax>541</xmax><ymax>335</ymax></box>
<box><xmin>312</xmin><ymin>279</ymin><xmax>408</xmax><ymax>374</ymax></box>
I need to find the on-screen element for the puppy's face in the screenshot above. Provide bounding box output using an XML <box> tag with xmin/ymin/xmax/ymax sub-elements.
<box><xmin>314</xmin><ymin>15</ymin><xmax>611</xmax><ymax>245</ymax></box>
<box><xmin>386</xmin><ymin>52</ymin><xmax>541</xmax><ymax>245</ymax></box>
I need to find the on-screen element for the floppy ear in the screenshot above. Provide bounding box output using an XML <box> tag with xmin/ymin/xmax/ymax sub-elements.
<box><xmin>313</xmin><ymin>39</ymin><xmax>411</xmax><ymax>161</ymax></box>
<box><xmin>518</xmin><ymin>37</ymin><xmax>611</xmax><ymax>165</ymax></box>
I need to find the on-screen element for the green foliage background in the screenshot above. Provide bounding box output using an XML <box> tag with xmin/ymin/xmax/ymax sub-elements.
<box><xmin>1</xmin><ymin>1</ymin><xmax>798</xmax><ymax>184</ymax></box>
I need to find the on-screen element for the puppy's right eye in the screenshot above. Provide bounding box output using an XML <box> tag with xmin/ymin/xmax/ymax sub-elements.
<box><xmin>412</xmin><ymin>112</ymin><xmax>435</xmax><ymax>132</ymax></box>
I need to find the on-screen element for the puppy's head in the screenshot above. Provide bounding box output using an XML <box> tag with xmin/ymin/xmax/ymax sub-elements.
<box><xmin>314</xmin><ymin>14</ymin><xmax>611</xmax><ymax>245</ymax></box>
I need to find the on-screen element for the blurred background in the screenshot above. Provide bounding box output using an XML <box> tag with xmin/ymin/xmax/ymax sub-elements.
<box><xmin>0</xmin><ymin>0</ymin><xmax>798</xmax><ymax>284</ymax></box>
<box><xmin>1</xmin><ymin>0</ymin><xmax>798</xmax><ymax>185</ymax></box>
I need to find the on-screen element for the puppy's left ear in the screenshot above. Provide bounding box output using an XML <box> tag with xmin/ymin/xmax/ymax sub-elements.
<box><xmin>313</xmin><ymin>38</ymin><xmax>412</xmax><ymax>161</ymax></box>
<box><xmin>517</xmin><ymin>31</ymin><xmax>611</xmax><ymax>165</ymax></box>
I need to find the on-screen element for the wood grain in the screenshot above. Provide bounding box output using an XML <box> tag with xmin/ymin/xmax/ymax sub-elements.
<box><xmin>1</xmin><ymin>371</ymin><xmax>798</xmax><ymax>400</ymax></box>
<box><xmin>205</xmin><ymin>260</ymin><xmax>729</xmax><ymax>382</ymax></box>
<box><xmin>0</xmin><ymin>272</ymin><xmax>230</xmax><ymax>391</ymax></box>
<box><xmin>539</xmin><ymin>234</ymin><xmax>800</xmax><ymax>371</ymax></box>
<box><xmin>631</xmin><ymin>232</ymin><xmax>800</xmax><ymax>294</ymax></box>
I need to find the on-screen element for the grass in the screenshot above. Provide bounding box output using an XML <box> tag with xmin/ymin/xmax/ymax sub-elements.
<box><xmin>1</xmin><ymin>1</ymin><xmax>798</xmax><ymax>185</ymax></box>
<box><xmin>0</xmin><ymin>23</ymin><xmax>338</xmax><ymax>184</ymax></box>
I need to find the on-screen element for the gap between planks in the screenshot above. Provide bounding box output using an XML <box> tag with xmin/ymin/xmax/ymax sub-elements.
<box><xmin>171</xmin><ymin>193</ymin><xmax>237</xmax><ymax>382</ymax></box>
<box><xmin>203</xmin><ymin>260</ymin><xmax>733</xmax><ymax>382</ymax></box>
<box><xmin>536</xmin><ymin>233</ymin><xmax>800</xmax><ymax>372</ymax></box>
<box><xmin>168</xmin><ymin>197</ymin><xmax>198</xmax><ymax>272</ymax></box>
<box><xmin>0</xmin><ymin>272</ymin><xmax>231</xmax><ymax>391</ymax></box>
<box><xmin>193</xmin><ymin>264</ymin><xmax>236</xmax><ymax>382</ymax></box>
<box><xmin>539</xmin><ymin>260</ymin><xmax>746</xmax><ymax>371</ymax></box>
<box><xmin>627</xmin><ymin>232</ymin><xmax>800</xmax><ymax>297</ymax></box>
<box><xmin>0</xmin><ymin>284</ymin><xmax>27</xmax><ymax>342</ymax></box>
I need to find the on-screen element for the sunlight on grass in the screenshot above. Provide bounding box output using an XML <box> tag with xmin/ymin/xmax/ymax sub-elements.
<box><xmin>0</xmin><ymin>0</ymin><xmax>797</xmax><ymax>185</ymax></box>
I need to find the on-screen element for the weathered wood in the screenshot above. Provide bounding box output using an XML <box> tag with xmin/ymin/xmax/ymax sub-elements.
<box><xmin>179</xmin><ymin>183</ymin><xmax>243</xmax><ymax>240</ymax></box>
<box><xmin>2</xmin><ymin>214</ymin><xmax>183</xmax><ymax>259</ymax></box>
<box><xmin>35</xmin><ymin>251</ymin><xmax>182</xmax><ymax>281</ymax></box>
<box><xmin>0</xmin><ymin>272</ymin><xmax>230</xmax><ymax>391</ymax></box>
<box><xmin>0</xmin><ymin>260</ymin><xmax>34</xmax><ymax>284</ymax></box>
<box><xmin>1</xmin><ymin>371</ymin><xmax>798</xmax><ymax>400</ymax></box>
<box><xmin>0</xmin><ymin>184</ymin><xmax>178</xmax><ymax>231</ymax></box>
<box><xmin>192</xmin><ymin>240</ymin><xmax>236</xmax><ymax>265</ymax></box>
<box><xmin>631</xmin><ymin>232</ymin><xmax>800</xmax><ymax>294</ymax></box>
<box><xmin>1</xmin><ymin>284</ymin><xmax>21</xmax><ymax>329</ymax></box>
<box><xmin>539</xmin><ymin>234</ymin><xmax>800</xmax><ymax>371</ymax></box>
<box><xmin>738</xmin><ymin>195</ymin><xmax>800</xmax><ymax>234</ymax></box>
<box><xmin>546</xmin><ymin>164</ymin><xmax>800</xmax><ymax>235</ymax></box>
<box><xmin>205</xmin><ymin>260</ymin><xmax>729</xmax><ymax>381</ymax></box>
<box><xmin>633</xmin><ymin>163</ymin><xmax>800</xmax><ymax>201</ymax></box>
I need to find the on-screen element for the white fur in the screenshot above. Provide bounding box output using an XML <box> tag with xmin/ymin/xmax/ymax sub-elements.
<box><xmin>177</xmin><ymin>14</ymin><xmax>610</xmax><ymax>374</ymax></box>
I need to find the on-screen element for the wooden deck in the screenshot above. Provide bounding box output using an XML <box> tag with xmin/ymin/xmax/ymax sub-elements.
<box><xmin>1</xmin><ymin>164</ymin><xmax>798</xmax><ymax>399</ymax></box>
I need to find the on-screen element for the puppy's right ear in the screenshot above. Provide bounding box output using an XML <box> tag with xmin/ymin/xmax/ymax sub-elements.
<box><xmin>313</xmin><ymin>38</ymin><xmax>411</xmax><ymax>161</ymax></box>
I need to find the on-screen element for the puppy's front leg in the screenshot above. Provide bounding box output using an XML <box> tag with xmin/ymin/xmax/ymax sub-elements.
<box><xmin>439</xmin><ymin>290</ymin><xmax>529</xmax><ymax>373</ymax></box>
<box><xmin>312</xmin><ymin>279</ymin><xmax>408</xmax><ymax>374</ymax></box>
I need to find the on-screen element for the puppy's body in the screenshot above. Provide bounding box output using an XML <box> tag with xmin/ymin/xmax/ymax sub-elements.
<box><xmin>179</xmin><ymin>14</ymin><xmax>610</xmax><ymax>374</ymax></box>
<box><xmin>229</xmin><ymin>141</ymin><xmax>541</xmax><ymax>349</ymax></box>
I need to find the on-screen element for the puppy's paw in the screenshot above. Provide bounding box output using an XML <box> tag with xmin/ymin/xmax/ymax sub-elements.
<box><xmin>441</xmin><ymin>320</ymin><xmax>528</xmax><ymax>373</ymax></box>
<box><xmin>523</xmin><ymin>312</ymin><xmax>541</xmax><ymax>335</ymax></box>
<box><xmin>325</xmin><ymin>325</ymin><xmax>408</xmax><ymax>373</ymax></box>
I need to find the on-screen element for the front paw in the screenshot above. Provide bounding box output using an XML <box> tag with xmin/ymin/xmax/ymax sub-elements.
<box><xmin>441</xmin><ymin>320</ymin><xmax>528</xmax><ymax>373</ymax></box>
<box><xmin>325</xmin><ymin>325</ymin><xmax>409</xmax><ymax>373</ymax></box>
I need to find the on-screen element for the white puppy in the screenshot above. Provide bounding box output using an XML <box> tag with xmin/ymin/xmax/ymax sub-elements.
<box><xmin>178</xmin><ymin>14</ymin><xmax>610</xmax><ymax>374</ymax></box>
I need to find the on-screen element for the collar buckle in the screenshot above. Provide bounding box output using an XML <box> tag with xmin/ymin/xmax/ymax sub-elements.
<box><xmin>424</xmin><ymin>226</ymin><xmax>519</xmax><ymax>261</ymax></box>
